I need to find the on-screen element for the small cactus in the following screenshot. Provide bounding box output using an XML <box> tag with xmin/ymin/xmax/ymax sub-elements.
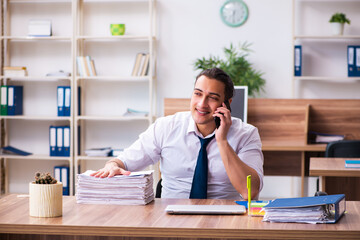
<box><xmin>34</xmin><ymin>172</ymin><xmax>57</xmax><ymax>184</ymax></box>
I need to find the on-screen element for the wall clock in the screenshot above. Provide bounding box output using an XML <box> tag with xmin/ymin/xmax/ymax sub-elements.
<box><xmin>220</xmin><ymin>0</ymin><xmax>249</xmax><ymax>27</ymax></box>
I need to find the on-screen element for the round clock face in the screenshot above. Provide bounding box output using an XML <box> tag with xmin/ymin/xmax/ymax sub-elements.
<box><xmin>220</xmin><ymin>0</ymin><xmax>248</xmax><ymax>27</ymax></box>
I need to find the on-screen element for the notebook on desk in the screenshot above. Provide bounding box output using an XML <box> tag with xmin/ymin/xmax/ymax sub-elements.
<box><xmin>165</xmin><ymin>204</ymin><xmax>246</xmax><ymax>215</ymax></box>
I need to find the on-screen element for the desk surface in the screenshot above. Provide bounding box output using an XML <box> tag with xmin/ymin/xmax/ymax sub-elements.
<box><xmin>310</xmin><ymin>158</ymin><xmax>360</xmax><ymax>177</ymax></box>
<box><xmin>1</xmin><ymin>194</ymin><xmax>360</xmax><ymax>239</ymax></box>
<box><xmin>262</xmin><ymin>140</ymin><xmax>326</xmax><ymax>151</ymax></box>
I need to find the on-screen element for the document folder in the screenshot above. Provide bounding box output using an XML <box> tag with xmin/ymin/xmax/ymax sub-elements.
<box><xmin>63</xmin><ymin>126</ymin><xmax>70</xmax><ymax>157</ymax></box>
<box><xmin>64</xmin><ymin>86</ymin><xmax>71</xmax><ymax>117</ymax></box>
<box><xmin>348</xmin><ymin>45</ymin><xmax>356</xmax><ymax>77</ymax></box>
<box><xmin>1</xmin><ymin>86</ymin><xmax>8</xmax><ymax>115</ymax></box>
<box><xmin>49</xmin><ymin>126</ymin><xmax>57</xmax><ymax>156</ymax></box>
<box><xmin>56</xmin><ymin>126</ymin><xmax>64</xmax><ymax>156</ymax></box>
<box><xmin>294</xmin><ymin>45</ymin><xmax>302</xmax><ymax>76</ymax></box>
<box><xmin>263</xmin><ymin>194</ymin><xmax>345</xmax><ymax>224</ymax></box>
<box><xmin>7</xmin><ymin>86</ymin><xmax>23</xmax><ymax>115</ymax></box>
<box><xmin>57</xmin><ymin>86</ymin><xmax>64</xmax><ymax>116</ymax></box>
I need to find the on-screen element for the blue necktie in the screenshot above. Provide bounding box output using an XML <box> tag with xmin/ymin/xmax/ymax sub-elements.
<box><xmin>190</xmin><ymin>135</ymin><xmax>215</xmax><ymax>199</ymax></box>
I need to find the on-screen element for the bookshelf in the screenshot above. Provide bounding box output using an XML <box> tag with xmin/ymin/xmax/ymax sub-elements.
<box><xmin>0</xmin><ymin>0</ymin><xmax>157</xmax><ymax>195</ymax></box>
<box><xmin>0</xmin><ymin>0</ymin><xmax>74</xmax><ymax>195</ymax></box>
<box><xmin>292</xmin><ymin>0</ymin><xmax>360</xmax><ymax>97</ymax></box>
<box><xmin>73</xmin><ymin>0</ymin><xmax>157</xmax><ymax>185</ymax></box>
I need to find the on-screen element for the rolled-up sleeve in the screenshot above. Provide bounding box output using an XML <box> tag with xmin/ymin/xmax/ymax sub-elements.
<box><xmin>238</xmin><ymin>127</ymin><xmax>264</xmax><ymax>192</ymax></box>
<box><xmin>117</xmin><ymin>119</ymin><xmax>162</xmax><ymax>171</ymax></box>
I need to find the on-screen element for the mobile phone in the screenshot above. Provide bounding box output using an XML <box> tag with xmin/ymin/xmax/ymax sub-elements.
<box><xmin>214</xmin><ymin>116</ymin><xmax>221</xmax><ymax>129</ymax></box>
<box><xmin>214</xmin><ymin>100</ymin><xmax>230</xmax><ymax>129</ymax></box>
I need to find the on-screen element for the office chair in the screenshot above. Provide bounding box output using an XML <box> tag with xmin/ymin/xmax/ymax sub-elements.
<box><xmin>155</xmin><ymin>178</ymin><xmax>162</xmax><ymax>198</ymax></box>
<box><xmin>325</xmin><ymin>140</ymin><xmax>360</xmax><ymax>158</ymax></box>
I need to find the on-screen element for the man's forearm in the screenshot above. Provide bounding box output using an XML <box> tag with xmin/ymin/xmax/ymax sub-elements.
<box><xmin>217</xmin><ymin>140</ymin><xmax>260</xmax><ymax>199</ymax></box>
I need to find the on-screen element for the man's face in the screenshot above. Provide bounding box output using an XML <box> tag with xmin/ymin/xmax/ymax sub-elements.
<box><xmin>190</xmin><ymin>75</ymin><xmax>226</xmax><ymax>129</ymax></box>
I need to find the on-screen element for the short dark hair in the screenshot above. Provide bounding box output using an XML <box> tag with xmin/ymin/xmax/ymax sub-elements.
<box><xmin>196</xmin><ymin>68</ymin><xmax>234</xmax><ymax>109</ymax></box>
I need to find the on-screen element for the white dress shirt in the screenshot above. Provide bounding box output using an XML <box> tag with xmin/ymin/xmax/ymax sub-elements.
<box><xmin>118</xmin><ymin>111</ymin><xmax>264</xmax><ymax>199</ymax></box>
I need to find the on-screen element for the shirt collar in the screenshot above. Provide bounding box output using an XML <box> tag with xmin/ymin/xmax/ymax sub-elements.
<box><xmin>187</xmin><ymin>114</ymin><xmax>216</xmax><ymax>139</ymax></box>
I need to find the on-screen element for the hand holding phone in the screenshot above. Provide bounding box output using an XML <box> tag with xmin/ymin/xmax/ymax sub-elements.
<box><xmin>214</xmin><ymin>100</ymin><xmax>230</xmax><ymax>129</ymax></box>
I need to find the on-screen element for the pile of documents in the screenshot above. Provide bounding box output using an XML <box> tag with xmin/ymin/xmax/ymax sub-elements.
<box><xmin>76</xmin><ymin>170</ymin><xmax>154</xmax><ymax>205</ymax></box>
<box><xmin>262</xmin><ymin>194</ymin><xmax>345</xmax><ymax>224</ymax></box>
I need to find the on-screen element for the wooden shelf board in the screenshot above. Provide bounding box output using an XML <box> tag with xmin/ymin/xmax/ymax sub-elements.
<box><xmin>1</xmin><ymin>76</ymin><xmax>71</xmax><ymax>81</ymax></box>
<box><xmin>1</xmin><ymin>36</ymin><xmax>72</xmax><ymax>41</ymax></box>
<box><xmin>294</xmin><ymin>76</ymin><xmax>360</xmax><ymax>82</ymax></box>
<box><xmin>75</xmin><ymin>76</ymin><xmax>149</xmax><ymax>81</ymax></box>
<box><xmin>0</xmin><ymin>116</ymin><xmax>72</xmax><ymax>120</ymax></box>
<box><xmin>76</xmin><ymin>35</ymin><xmax>154</xmax><ymax>41</ymax></box>
<box><xmin>294</xmin><ymin>35</ymin><xmax>360</xmax><ymax>40</ymax></box>
<box><xmin>0</xmin><ymin>154</ymin><xmax>71</xmax><ymax>161</ymax></box>
<box><xmin>76</xmin><ymin>116</ymin><xmax>150</xmax><ymax>121</ymax></box>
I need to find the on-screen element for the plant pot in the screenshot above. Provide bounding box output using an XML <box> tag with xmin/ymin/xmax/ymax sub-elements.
<box><xmin>331</xmin><ymin>22</ymin><xmax>344</xmax><ymax>35</ymax></box>
<box><xmin>29</xmin><ymin>182</ymin><xmax>63</xmax><ymax>217</ymax></box>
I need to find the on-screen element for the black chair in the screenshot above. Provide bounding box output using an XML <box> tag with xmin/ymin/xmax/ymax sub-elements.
<box><xmin>155</xmin><ymin>178</ymin><xmax>162</xmax><ymax>198</ymax></box>
<box><xmin>321</xmin><ymin>140</ymin><xmax>360</xmax><ymax>200</ymax></box>
<box><xmin>325</xmin><ymin>140</ymin><xmax>360</xmax><ymax>158</ymax></box>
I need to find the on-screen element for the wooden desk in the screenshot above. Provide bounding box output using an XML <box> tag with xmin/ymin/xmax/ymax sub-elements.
<box><xmin>1</xmin><ymin>194</ymin><xmax>360</xmax><ymax>240</ymax></box>
<box><xmin>310</xmin><ymin>158</ymin><xmax>360</xmax><ymax>199</ymax></box>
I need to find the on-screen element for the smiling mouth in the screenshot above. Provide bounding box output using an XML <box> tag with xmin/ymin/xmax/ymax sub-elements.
<box><xmin>196</xmin><ymin>109</ymin><xmax>210</xmax><ymax>115</ymax></box>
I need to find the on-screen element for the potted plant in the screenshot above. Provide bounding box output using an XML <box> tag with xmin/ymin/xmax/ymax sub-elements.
<box><xmin>329</xmin><ymin>12</ymin><xmax>350</xmax><ymax>35</ymax></box>
<box><xmin>194</xmin><ymin>42</ymin><xmax>265</xmax><ymax>97</ymax></box>
<box><xmin>29</xmin><ymin>172</ymin><xmax>63</xmax><ymax>217</ymax></box>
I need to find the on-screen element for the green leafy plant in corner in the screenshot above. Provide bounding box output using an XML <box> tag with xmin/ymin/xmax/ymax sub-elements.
<box><xmin>329</xmin><ymin>12</ymin><xmax>350</xmax><ymax>24</ymax></box>
<box><xmin>194</xmin><ymin>42</ymin><xmax>265</xmax><ymax>97</ymax></box>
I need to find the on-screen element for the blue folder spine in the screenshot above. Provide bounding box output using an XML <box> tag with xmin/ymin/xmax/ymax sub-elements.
<box><xmin>56</xmin><ymin>126</ymin><xmax>64</xmax><ymax>156</ymax></box>
<box><xmin>294</xmin><ymin>45</ymin><xmax>302</xmax><ymax>76</ymax></box>
<box><xmin>356</xmin><ymin>46</ymin><xmax>360</xmax><ymax>77</ymax></box>
<box><xmin>347</xmin><ymin>46</ymin><xmax>356</xmax><ymax>77</ymax></box>
<box><xmin>57</xmin><ymin>86</ymin><xmax>64</xmax><ymax>116</ymax></box>
<box><xmin>63</xmin><ymin>126</ymin><xmax>70</xmax><ymax>157</ymax></box>
<box><xmin>7</xmin><ymin>86</ymin><xmax>23</xmax><ymax>115</ymax></box>
<box><xmin>64</xmin><ymin>86</ymin><xmax>71</xmax><ymax>117</ymax></box>
<box><xmin>49</xmin><ymin>126</ymin><xmax>57</xmax><ymax>156</ymax></box>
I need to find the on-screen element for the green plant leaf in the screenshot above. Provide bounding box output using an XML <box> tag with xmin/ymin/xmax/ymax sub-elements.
<box><xmin>193</xmin><ymin>42</ymin><xmax>265</xmax><ymax>97</ymax></box>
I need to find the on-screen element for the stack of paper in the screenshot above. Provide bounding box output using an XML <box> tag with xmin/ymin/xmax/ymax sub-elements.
<box><xmin>76</xmin><ymin>170</ymin><xmax>154</xmax><ymax>205</ymax></box>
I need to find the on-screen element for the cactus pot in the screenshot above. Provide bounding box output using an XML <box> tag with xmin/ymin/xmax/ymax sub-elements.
<box><xmin>29</xmin><ymin>182</ymin><xmax>63</xmax><ymax>217</ymax></box>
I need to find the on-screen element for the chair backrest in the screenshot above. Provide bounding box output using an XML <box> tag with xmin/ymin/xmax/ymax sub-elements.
<box><xmin>325</xmin><ymin>140</ymin><xmax>360</xmax><ymax>157</ymax></box>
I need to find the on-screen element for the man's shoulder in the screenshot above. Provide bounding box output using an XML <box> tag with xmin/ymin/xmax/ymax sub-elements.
<box><xmin>230</xmin><ymin>117</ymin><xmax>258</xmax><ymax>133</ymax></box>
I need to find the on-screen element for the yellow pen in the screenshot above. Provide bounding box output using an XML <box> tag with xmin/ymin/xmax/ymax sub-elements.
<box><xmin>247</xmin><ymin>175</ymin><xmax>251</xmax><ymax>213</ymax></box>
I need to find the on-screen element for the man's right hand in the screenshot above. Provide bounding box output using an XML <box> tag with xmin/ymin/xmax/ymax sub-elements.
<box><xmin>90</xmin><ymin>160</ymin><xmax>131</xmax><ymax>178</ymax></box>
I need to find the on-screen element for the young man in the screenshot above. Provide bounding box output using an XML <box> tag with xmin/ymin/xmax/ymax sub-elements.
<box><xmin>91</xmin><ymin>68</ymin><xmax>263</xmax><ymax>199</ymax></box>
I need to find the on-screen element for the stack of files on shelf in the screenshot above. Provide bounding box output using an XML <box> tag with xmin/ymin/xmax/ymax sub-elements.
<box><xmin>347</xmin><ymin>45</ymin><xmax>360</xmax><ymax>77</ymax></box>
<box><xmin>76</xmin><ymin>56</ymin><xmax>97</xmax><ymax>77</ymax></box>
<box><xmin>131</xmin><ymin>53</ymin><xmax>150</xmax><ymax>77</ymax></box>
<box><xmin>76</xmin><ymin>170</ymin><xmax>154</xmax><ymax>205</ymax></box>
<box><xmin>3</xmin><ymin>66</ymin><xmax>27</xmax><ymax>77</ymax></box>
<box><xmin>49</xmin><ymin>126</ymin><xmax>70</xmax><ymax>157</ymax></box>
<box><xmin>57</xmin><ymin>86</ymin><xmax>71</xmax><ymax>116</ymax></box>
<box><xmin>0</xmin><ymin>85</ymin><xmax>23</xmax><ymax>116</ymax></box>
<box><xmin>308</xmin><ymin>131</ymin><xmax>344</xmax><ymax>144</ymax></box>
<box><xmin>123</xmin><ymin>108</ymin><xmax>148</xmax><ymax>117</ymax></box>
<box><xmin>84</xmin><ymin>147</ymin><xmax>112</xmax><ymax>157</ymax></box>
<box><xmin>262</xmin><ymin>194</ymin><xmax>346</xmax><ymax>224</ymax></box>
<box><xmin>0</xmin><ymin>146</ymin><xmax>32</xmax><ymax>156</ymax></box>
<box><xmin>54</xmin><ymin>165</ymin><xmax>70</xmax><ymax>195</ymax></box>
<box><xmin>28</xmin><ymin>19</ymin><xmax>52</xmax><ymax>37</ymax></box>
